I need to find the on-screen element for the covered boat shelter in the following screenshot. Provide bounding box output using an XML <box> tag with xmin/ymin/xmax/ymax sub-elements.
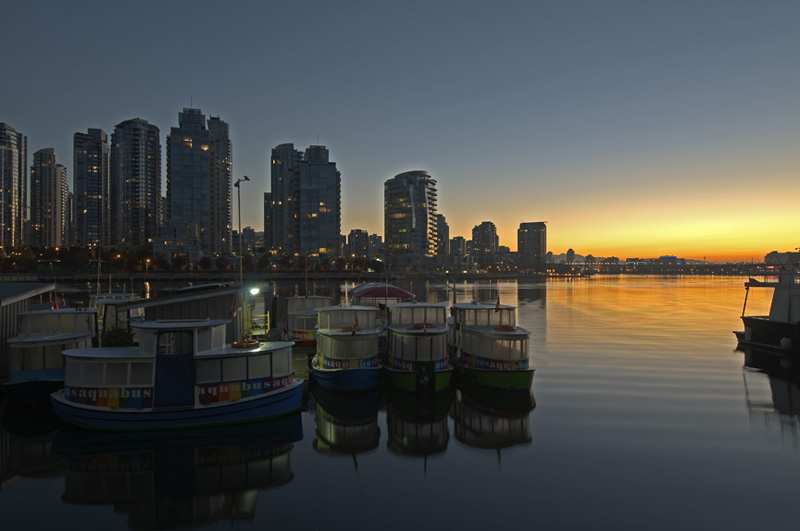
<box><xmin>114</xmin><ymin>284</ymin><xmax>249</xmax><ymax>341</ymax></box>
<box><xmin>0</xmin><ymin>283</ymin><xmax>56</xmax><ymax>380</ymax></box>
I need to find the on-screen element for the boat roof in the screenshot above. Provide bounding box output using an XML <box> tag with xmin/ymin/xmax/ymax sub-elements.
<box><xmin>20</xmin><ymin>307</ymin><xmax>97</xmax><ymax>315</ymax></box>
<box><xmin>61</xmin><ymin>340</ymin><xmax>294</xmax><ymax>359</ymax></box>
<box><xmin>287</xmin><ymin>295</ymin><xmax>333</xmax><ymax>300</ymax></box>
<box><xmin>8</xmin><ymin>331</ymin><xmax>95</xmax><ymax>345</ymax></box>
<box><xmin>317</xmin><ymin>305</ymin><xmax>378</xmax><ymax>313</ymax></box>
<box><xmin>453</xmin><ymin>302</ymin><xmax>517</xmax><ymax>310</ymax></box>
<box><xmin>350</xmin><ymin>282</ymin><xmax>414</xmax><ymax>299</ymax></box>
<box><xmin>62</xmin><ymin>346</ymin><xmax>144</xmax><ymax>359</ymax></box>
<box><xmin>131</xmin><ymin>318</ymin><xmax>230</xmax><ymax>330</ymax></box>
<box><xmin>388</xmin><ymin>302</ymin><xmax>448</xmax><ymax>309</ymax></box>
<box><xmin>464</xmin><ymin>325</ymin><xmax>530</xmax><ymax>337</ymax></box>
<box><xmin>0</xmin><ymin>283</ymin><xmax>55</xmax><ymax>307</ymax></box>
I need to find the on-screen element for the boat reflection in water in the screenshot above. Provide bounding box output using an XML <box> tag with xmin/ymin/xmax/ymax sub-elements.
<box><xmin>1</xmin><ymin>402</ymin><xmax>63</xmax><ymax>483</ymax></box>
<box><xmin>52</xmin><ymin>413</ymin><xmax>302</xmax><ymax>529</ymax></box>
<box><xmin>451</xmin><ymin>382</ymin><xmax>535</xmax><ymax>459</ymax></box>
<box><xmin>385</xmin><ymin>385</ymin><xmax>453</xmax><ymax>471</ymax></box>
<box><xmin>312</xmin><ymin>387</ymin><xmax>382</xmax><ymax>467</ymax></box>
<box><xmin>740</xmin><ymin>346</ymin><xmax>800</xmax><ymax>449</ymax></box>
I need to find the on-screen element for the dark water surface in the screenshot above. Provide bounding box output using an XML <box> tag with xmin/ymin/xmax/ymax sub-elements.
<box><xmin>2</xmin><ymin>275</ymin><xmax>799</xmax><ymax>530</ymax></box>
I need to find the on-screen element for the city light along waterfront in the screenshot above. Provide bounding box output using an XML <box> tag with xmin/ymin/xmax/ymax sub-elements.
<box><xmin>2</xmin><ymin>275</ymin><xmax>800</xmax><ymax>529</ymax></box>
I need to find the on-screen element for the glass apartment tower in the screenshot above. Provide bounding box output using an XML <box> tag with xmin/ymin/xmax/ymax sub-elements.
<box><xmin>166</xmin><ymin>109</ymin><xmax>232</xmax><ymax>257</ymax></box>
<box><xmin>0</xmin><ymin>123</ymin><xmax>27</xmax><ymax>249</ymax></box>
<box><xmin>73</xmin><ymin>128</ymin><xmax>109</xmax><ymax>249</ymax></box>
<box><xmin>110</xmin><ymin>118</ymin><xmax>161</xmax><ymax>249</ymax></box>
<box><xmin>30</xmin><ymin>148</ymin><xmax>67</xmax><ymax>248</ymax></box>
<box><xmin>384</xmin><ymin>170</ymin><xmax>438</xmax><ymax>260</ymax></box>
<box><xmin>518</xmin><ymin>221</ymin><xmax>547</xmax><ymax>271</ymax></box>
<box><xmin>270</xmin><ymin>144</ymin><xmax>340</xmax><ymax>257</ymax></box>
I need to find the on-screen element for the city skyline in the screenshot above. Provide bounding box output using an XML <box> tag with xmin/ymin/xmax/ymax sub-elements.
<box><xmin>2</xmin><ymin>1</ymin><xmax>798</xmax><ymax>262</ymax></box>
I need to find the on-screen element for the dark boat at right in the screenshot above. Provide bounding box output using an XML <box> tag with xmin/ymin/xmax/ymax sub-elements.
<box><xmin>735</xmin><ymin>274</ymin><xmax>800</xmax><ymax>355</ymax></box>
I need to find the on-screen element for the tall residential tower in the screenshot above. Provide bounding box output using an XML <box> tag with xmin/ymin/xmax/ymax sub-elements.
<box><xmin>384</xmin><ymin>170</ymin><xmax>438</xmax><ymax>264</ymax></box>
<box><xmin>73</xmin><ymin>128</ymin><xmax>109</xmax><ymax>249</ymax></box>
<box><xmin>110</xmin><ymin>118</ymin><xmax>161</xmax><ymax>249</ymax></box>
<box><xmin>0</xmin><ymin>123</ymin><xmax>27</xmax><ymax>249</ymax></box>
<box><xmin>165</xmin><ymin>109</ymin><xmax>232</xmax><ymax>257</ymax></box>
<box><xmin>270</xmin><ymin>144</ymin><xmax>340</xmax><ymax>257</ymax></box>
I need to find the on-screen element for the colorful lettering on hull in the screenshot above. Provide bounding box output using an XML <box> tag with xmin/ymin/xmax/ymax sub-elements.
<box><xmin>314</xmin><ymin>356</ymin><xmax>379</xmax><ymax>370</ymax></box>
<box><xmin>64</xmin><ymin>386</ymin><xmax>155</xmax><ymax>409</ymax></box>
<box><xmin>461</xmin><ymin>353</ymin><xmax>529</xmax><ymax>370</ymax></box>
<box><xmin>388</xmin><ymin>357</ymin><xmax>449</xmax><ymax>371</ymax></box>
<box><xmin>196</xmin><ymin>375</ymin><xmax>294</xmax><ymax>405</ymax></box>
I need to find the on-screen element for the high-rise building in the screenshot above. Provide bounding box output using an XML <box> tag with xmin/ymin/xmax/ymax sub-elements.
<box><xmin>450</xmin><ymin>236</ymin><xmax>466</xmax><ymax>257</ymax></box>
<box><xmin>384</xmin><ymin>170</ymin><xmax>438</xmax><ymax>261</ymax></box>
<box><xmin>368</xmin><ymin>234</ymin><xmax>384</xmax><ymax>258</ymax></box>
<box><xmin>73</xmin><ymin>129</ymin><xmax>109</xmax><ymax>249</ymax></box>
<box><xmin>471</xmin><ymin>221</ymin><xmax>498</xmax><ymax>268</ymax></box>
<box><xmin>270</xmin><ymin>144</ymin><xmax>340</xmax><ymax>257</ymax></box>
<box><xmin>165</xmin><ymin>109</ymin><xmax>231</xmax><ymax>257</ymax></box>
<box><xmin>0</xmin><ymin>123</ymin><xmax>27</xmax><ymax>249</ymax></box>
<box><xmin>208</xmin><ymin>116</ymin><xmax>232</xmax><ymax>255</ymax></box>
<box><xmin>518</xmin><ymin>222</ymin><xmax>547</xmax><ymax>271</ymax></box>
<box><xmin>435</xmin><ymin>214</ymin><xmax>449</xmax><ymax>255</ymax></box>
<box><xmin>263</xmin><ymin>192</ymin><xmax>272</xmax><ymax>250</ymax></box>
<box><xmin>110</xmin><ymin>118</ymin><xmax>161</xmax><ymax>249</ymax></box>
<box><xmin>348</xmin><ymin>229</ymin><xmax>369</xmax><ymax>259</ymax></box>
<box><xmin>30</xmin><ymin>149</ymin><xmax>67</xmax><ymax>248</ymax></box>
<box><xmin>270</xmin><ymin>143</ymin><xmax>301</xmax><ymax>253</ymax></box>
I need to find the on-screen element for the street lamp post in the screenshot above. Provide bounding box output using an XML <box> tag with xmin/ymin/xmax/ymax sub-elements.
<box><xmin>234</xmin><ymin>175</ymin><xmax>250</xmax><ymax>285</ymax></box>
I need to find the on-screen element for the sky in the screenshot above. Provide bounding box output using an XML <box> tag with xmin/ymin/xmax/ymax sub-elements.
<box><xmin>2</xmin><ymin>0</ymin><xmax>798</xmax><ymax>262</ymax></box>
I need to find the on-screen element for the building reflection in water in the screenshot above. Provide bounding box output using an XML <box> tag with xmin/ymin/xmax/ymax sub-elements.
<box><xmin>741</xmin><ymin>347</ymin><xmax>800</xmax><ymax>450</ymax></box>
<box><xmin>52</xmin><ymin>413</ymin><xmax>302</xmax><ymax>529</ymax></box>
<box><xmin>451</xmin><ymin>382</ymin><xmax>534</xmax><ymax>463</ymax></box>
<box><xmin>1</xmin><ymin>402</ymin><xmax>63</xmax><ymax>484</ymax></box>
<box><xmin>312</xmin><ymin>386</ymin><xmax>381</xmax><ymax>468</ymax></box>
<box><xmin>385</xmin><ymin>386</ymin><xmax>453</xmax><ymax>474</ymax></box>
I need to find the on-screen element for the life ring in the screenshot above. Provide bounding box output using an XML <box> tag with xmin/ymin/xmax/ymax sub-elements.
<box><xmin>494</xmin><ymin>325</ymin><xmax>516</xmax><ymax>332</ymax></box>
<box><xmin>232</xmin><ymin>339</ymin><xmax>260</xmax><ymax>349</ymax></box>
<box><xmin>413</xmin><ymin>322</ymin><xmax>435</xmax><ymax>329</ymax></box>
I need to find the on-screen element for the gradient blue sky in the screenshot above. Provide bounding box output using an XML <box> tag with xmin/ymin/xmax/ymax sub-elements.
<box><xmin>2</xmin><ymin>0</ymin><xmax>798</xmax><ymax>260</ymax></box>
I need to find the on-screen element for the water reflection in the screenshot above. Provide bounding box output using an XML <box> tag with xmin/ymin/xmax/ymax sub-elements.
<box><xmin>312</xmin><ymin>387</ymin><xmax>381</xmax><ymax>464</ymax></box>
<box><xmin>1</xmin><ymin>402</ymin><xmax>62</xmax><ymax>480</ymax></box>
<box><xmin>741</xmin><ymin>347</ymin><xmax>800</xmax><ymax>450</ymax></box>
<box><xmin>385</xmin><ymin>386</ymin><xmax>453</xmax><ymax>470</ymax></box>
<box><xmin>452</xmin><ymin>383</ymin><xmax>534</xmax><ymax>456</ymax></box>
<box><xmin>52</xmin><ymin>414</ymin><xmax>302</xmax><ymax>529</ymax></box>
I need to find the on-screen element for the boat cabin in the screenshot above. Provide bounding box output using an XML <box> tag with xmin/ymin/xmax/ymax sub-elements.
<box><xmin>460</xmin><ymin>327</ymin><xmax>530</xmax><ymax>370</ymax></box>
<box><xmin>452</xmin><ymin>302</ymin><xmax>517</xmax><ymax>328</ymax></box>
<box><xmin>61</xmin><ymin>319</ymin><xmax>294</xmax><ymax>410</ymax></box>
<box><xmin>7</xmin><ymin>308</ymin><xmax>99</xmax><ymax>374</ymax></box>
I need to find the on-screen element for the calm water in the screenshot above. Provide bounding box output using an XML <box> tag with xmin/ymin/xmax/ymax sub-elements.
<box><xmin>2</xmin><ymin>275</ymin><xmax>799</xmax><ymax>530</ymax></box>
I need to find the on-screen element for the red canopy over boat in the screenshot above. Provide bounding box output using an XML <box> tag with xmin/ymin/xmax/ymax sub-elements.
<box><xmin>350</xmin><ymin>282</ymin><xmax>414</xmax><ymax>299</ymax></box>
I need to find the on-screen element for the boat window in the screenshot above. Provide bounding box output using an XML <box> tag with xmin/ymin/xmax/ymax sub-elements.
<box><xmin>65</xmin><ymin>359</ymin><xmax>80</xmax><ymax>381</ymax></box>
<box><xmin>106</xmin><ymin>362</ymin><xmax>128</xmax><ymax>385</ymax></box>
<box><xmin>196</xmin><ymin>328</ymin><xmax>211</xmax><ymax>353</ymax></box>
<box><xmin>212</xmin><ymin>325</ymin><xmax>226</xmax><ymax>349</ymax></box>
<box><xmin>223</xmin><ymin>357</ymin><xmax>247</xmax><ymax>382</ymax></box>
<box><xmin>82</xmin><ymin>361</ymin><xmax>104</xmax><ymax>386</ymax></box>
<box><xmin>157</xmin><ymin>331</ymin><xmax>193</xmax><ymax>355</ymax></box>
<box><xmin>272</xmin><ymin>349</ymin><xmax>290</xmax><ymax>374</ymax></box>
<box><xmin>249</xmin><ymin>355</ymin><xmax>270</xmax><ymax>379</ymax></box>
<box><xmin>196</xmin><ymin>358</ymin><xmax>221</xmax><ymax>383</ymax></box>
<box><xmin>130</xmin><ymin>362</ymin><xmax>153</xmax><ymax>385</ymax></box>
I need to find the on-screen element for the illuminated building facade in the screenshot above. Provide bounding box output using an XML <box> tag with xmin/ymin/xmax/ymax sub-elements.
<box><xmin>73</xmin><ymin>128</ymin><xmax>109</xmax><ymax>248</ymax></box>
<box><xmin>110</xmin><ymin>118</ymin><xmax>161</xmax><ymax>249</ymax></box>
<box><xmin>0</xmin><ymin>123</ymin><xmax>27</xmax><ymax>248</ymax></box>
<box><xmin>384</xmin><ymin>170</ymin><xmax>437</xmax><ymax>261</ymax></box>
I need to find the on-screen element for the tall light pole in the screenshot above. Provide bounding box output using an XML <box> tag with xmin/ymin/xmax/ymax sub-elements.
<box><xmin>234</xmin><ymin>175</ymin><xmax>250</xmax><ymax>285</ymax></box>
